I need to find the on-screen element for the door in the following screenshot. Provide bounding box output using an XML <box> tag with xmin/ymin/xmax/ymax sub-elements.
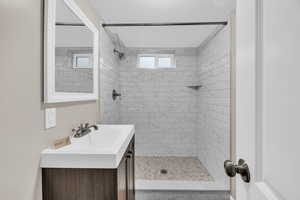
<box><xmin>126</xmin><ymin>139</ymin><xmax>135</xmax><ymax>200</ymax></box>
<box><xmin>118</xmin><ymin>138</ymin><xmax>135</xmax><ymax>200</ymax></box>
<box><xmin>117</xmin><ymin>157</ymin><xmax>127</xmax><ymax>200</ymax></box>
<box><xmin>233</xmin><ymin>0</ymin><xmax>300</xmax><ymax>199</ymax></box>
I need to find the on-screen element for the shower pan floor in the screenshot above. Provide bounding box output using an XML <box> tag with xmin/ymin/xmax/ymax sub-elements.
<box><xmin>135</xmin><ymin>156</ymin><xmax>213</xmax><ymax>181</ymax></box>
<box><xmin>135</xmin><ymin>156</ymin><xmax>228</xmax><ymax>191</ymax></box>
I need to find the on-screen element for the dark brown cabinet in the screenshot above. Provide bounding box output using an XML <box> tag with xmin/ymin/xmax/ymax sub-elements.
<box><xmin>125</xmin><ymin>138</ymin><xmax>135</xmax><ymax>200</ymax></box>
<box><xmin>42</xmin><ymin>137</ymin><xmax>135</xmax><ymax>200</ymax></box>
<box><xmin>118</xmin><ymin>138</ymin><xmax>135</xmax><ymax>200</ymax></box>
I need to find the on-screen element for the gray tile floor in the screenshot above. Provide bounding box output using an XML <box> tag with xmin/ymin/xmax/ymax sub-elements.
<box><xmin>135</xmin><ymin>156</ymin><xmax>214</xmax><ymax>181</ymax></box>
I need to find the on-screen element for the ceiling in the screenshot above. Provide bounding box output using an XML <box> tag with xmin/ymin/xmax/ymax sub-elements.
<box><xmin>89</xmin><ymin>0</ymin><xmax>236</xmax><ymax>48</ymax></box>
<box><xmin>56</xmin><ymin>0</ymin><xmax>82</xmax><ymax>23</ymax></box>
<box><xmin>107</xmin><ymin>26</ymin><xmax>219</xmax><ymax>48</ymax></box>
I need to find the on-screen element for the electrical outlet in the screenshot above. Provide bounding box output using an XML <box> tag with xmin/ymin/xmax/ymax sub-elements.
<box><xmin>45</xmin><ymin>108</ymin><xmax>56</xmax><ymax>129</ymax></box>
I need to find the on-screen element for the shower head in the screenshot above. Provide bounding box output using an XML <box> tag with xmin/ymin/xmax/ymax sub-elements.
<box><xmin>113</xmin><ymin>49</ymin><xmax>125</xmax><ymax>60</ymax></box>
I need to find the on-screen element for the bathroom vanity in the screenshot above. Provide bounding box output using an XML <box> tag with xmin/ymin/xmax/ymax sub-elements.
<box><xmin>40</xmin><ymin>125</ymin><xmax>135</xmax><ymax>200</ymax></box>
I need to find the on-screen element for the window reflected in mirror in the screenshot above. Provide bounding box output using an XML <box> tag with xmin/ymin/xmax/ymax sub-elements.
<box><xmin>55</xmin><ymin>0</ymin><xmax>94</xmax><ymax>93</ymax></box>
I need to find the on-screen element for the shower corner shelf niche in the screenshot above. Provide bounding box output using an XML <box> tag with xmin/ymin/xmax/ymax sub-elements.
<box><xmin>186</xmin><ymin>85</ymin><xmax>202</xmax><ymax>90</ymax></box>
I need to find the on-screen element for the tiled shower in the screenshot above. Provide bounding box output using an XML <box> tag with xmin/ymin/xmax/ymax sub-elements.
<box><xmin>100</xmin><ymin>25</ymin><xmax>230</xmax><ymax>193</ymax></box>
<box><xmin>120</xmin><ymin>47</ymin><xmax>199</xmax><ymax>157</ymax></box>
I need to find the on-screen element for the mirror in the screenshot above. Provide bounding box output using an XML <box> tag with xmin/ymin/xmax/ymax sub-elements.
<box><xmin>44</xmin><ymin>0</ymin><xmax>99</xmax><ymax>103</ymax></box>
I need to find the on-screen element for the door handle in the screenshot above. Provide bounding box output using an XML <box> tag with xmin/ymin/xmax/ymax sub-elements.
<box><xmin>224</xmin><ymin>159</ymin><xmax>251</xmax><ymax>183</ymax></box>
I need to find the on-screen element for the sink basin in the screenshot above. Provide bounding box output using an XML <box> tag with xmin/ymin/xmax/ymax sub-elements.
<box><xmin>40</xmin><ymin>124</ymin><xmax>135</xmax><ymax>169</ymax></box>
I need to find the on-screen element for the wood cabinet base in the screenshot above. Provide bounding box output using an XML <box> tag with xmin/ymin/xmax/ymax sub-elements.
<box><xmin>42</xmin><ymin>138</ymin><xmax>135</xmax><ymax>200</ymax></box>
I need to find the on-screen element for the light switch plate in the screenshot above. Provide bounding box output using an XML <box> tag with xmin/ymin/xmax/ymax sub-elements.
<box><xmin>45</xmin><ymin>108</ymin><xmax>56</xmax><ymax>129</ymax></box>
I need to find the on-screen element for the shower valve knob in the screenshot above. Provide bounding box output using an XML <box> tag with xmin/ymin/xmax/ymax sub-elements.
<box><xmin>112</xmin><ymin>89</ymin><xmax>121</xmax><ymax>101</ymax></box>
<box><xmin>224</xmin><ymin>159</ymin><xmax>251</xmax><ymax>183</ymax></box>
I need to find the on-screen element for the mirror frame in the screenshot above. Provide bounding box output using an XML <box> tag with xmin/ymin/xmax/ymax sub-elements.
<box><xmin>44</xmin><ymin>0</ymin><xmax>99</xmax><ymax>103</ymax></box>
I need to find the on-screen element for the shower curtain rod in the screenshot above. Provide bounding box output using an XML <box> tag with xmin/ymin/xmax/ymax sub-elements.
<box><xmin>102</xmin><ymin>21</ymin><xmax>228</xmax><ymax>27</ymax></box>
<box><xmin>56</xmin><ymin>22</ymin><xmax>85</xmax><ymax>26</ymax></box>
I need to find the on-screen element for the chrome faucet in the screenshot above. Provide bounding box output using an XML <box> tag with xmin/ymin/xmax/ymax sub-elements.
<box><xmin>72</xmin><ymin>123</ymin><xmax>98</xmax><ymax>138</ymax></box>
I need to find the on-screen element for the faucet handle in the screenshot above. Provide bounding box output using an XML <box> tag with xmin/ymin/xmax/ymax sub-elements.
<box><xmin>79</xmin><ymin>123</ymin><xmax>85</xmax><ymax>129</ymax></box>
<box><xmin>84</xmin><ymin>123</ymin><xmax>90</xmax><ymax>128</ymax></box>
<box><xmin>71</xmin><ymin>128</ymin><xmax>78</xmax><ymax>137</ymax></box>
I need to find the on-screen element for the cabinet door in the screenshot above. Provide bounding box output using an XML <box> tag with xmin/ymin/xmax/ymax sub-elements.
<box><xmin>126</xmin><ymin>139</ymin><xmax>135</xmax><ymax>200</ymax></box>
<box><xmin>117</xmin><ymin>157</ymin><xmax>127</xmax><ymax>200</ymax></box>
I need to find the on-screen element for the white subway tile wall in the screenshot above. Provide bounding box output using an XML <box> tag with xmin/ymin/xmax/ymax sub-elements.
<box><xmin>55</xmin><ymin>47</ymin><xmax>93</xmax><ymax>93</ymax></box>
<box><xmin>99</xmin><ymin>29</ymin><xmax>121</xmax><ymax>123</ymax></box>
<box><xmin>120</xmin><ymin>48</ymin><xmax>199</xmax><ymax>157</ymax></box>
<box><xmin>197</xmin><ymin>26</ymin><xmax>230</xmax><ymax>186</ymax></box>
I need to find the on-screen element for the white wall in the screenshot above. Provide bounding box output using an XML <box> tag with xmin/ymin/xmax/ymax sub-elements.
<box><xmin>120</xmin><ymin>48</ymin><xmax>199</xmax><ymax>156</ymax></box>
<box><xmin>196</xmin><ymin>26</ymin><xmax>230</xmax><ymax>186</ymax></box>
<box><xmin>0</xmin><ymin>0</ymin><xmax>100</xmax><ymax>200</ymax></box>
<box><xmin>99</xmin><ymin>28</ymin><xmax>121</xmax><ymax>123</ymax></box>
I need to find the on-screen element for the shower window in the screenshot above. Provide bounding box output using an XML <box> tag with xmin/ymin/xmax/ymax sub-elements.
<box><xmin>137</xmin><ymin>54</ymin><xmax>175</xmax><ymax>69</ymax></box>
<box><xmin>157</xmin><ymin>56</ymin><xmax>173</xmax><ymax>68</ymax></box>
<box><xmin>72</xmin><ymin>54</ymin><xmax>93</xmax><ymax>69</ymax></box>
<box><xmin>138</xmin><ymin>56</ymin><xmax>156</xmax><ymax>68</ymax></box>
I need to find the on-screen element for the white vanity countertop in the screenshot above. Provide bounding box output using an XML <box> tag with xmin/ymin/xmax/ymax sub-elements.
<box><xmin>40</xmin><ymin>124</ymin><xmax>135</xmax><ymax>169</ymax></box>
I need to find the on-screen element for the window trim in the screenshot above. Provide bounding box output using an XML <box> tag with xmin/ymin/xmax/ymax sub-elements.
<box><xmin>137</xmin><ymin>54</ymin><xmax>176</xmax><ymax>69</ymax></box>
